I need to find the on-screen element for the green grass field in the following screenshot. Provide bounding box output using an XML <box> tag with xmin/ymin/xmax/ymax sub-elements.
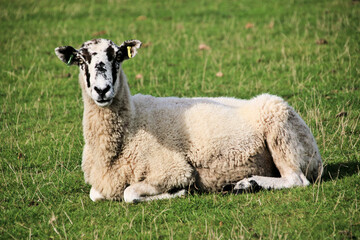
<box><xmin>1</xmin><ymin>0</ymin><xmax>359</xmax><ymax>239</ymax></box>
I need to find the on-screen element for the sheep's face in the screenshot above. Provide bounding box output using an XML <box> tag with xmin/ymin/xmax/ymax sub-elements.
<box><xmin>55</xmin><ymin>39</ymin><xmax>141</xmax><ymax>107</ymax></box>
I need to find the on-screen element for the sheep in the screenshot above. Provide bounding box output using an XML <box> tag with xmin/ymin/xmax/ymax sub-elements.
<box><xmin>55</xmin><ymin>38</ymin><xmax>323</xmax><ymax>203</ymax></box>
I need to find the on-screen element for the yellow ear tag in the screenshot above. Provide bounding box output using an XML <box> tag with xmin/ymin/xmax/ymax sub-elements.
<box><xmin>127</xmin><ymin>46</ymin><xmax>132</xmax><ymax>58</ymax></box>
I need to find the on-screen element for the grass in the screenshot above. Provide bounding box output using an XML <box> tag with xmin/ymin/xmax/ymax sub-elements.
<box><xmin>0</xmin><ymin>0</ymin><xmax>359</xmax><ymax>239</ymax></box>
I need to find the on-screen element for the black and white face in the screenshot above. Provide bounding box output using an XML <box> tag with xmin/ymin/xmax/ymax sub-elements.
<box><xmin>55</xmin><ymin>39</ymin><xmax>141</xmax><ymax>107</ymax></box>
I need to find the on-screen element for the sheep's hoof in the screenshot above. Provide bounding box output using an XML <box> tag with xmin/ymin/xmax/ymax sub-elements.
<box><xmin>234</xmin><ymin>178</ymin><xmax>262</xmax><ymax>194</ymax></box>
<box><xmin>123</xmin><ymin>186</ymin><xmax>141</xmax><ymax>203</ymax></box>
<box><xmin>90</xmin><ymin>187</ymin><xmax>105</xmax><ymax>202</ymax></box>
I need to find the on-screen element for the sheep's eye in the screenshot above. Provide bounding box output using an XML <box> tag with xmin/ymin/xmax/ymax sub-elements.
<box><xmin>79</xmin><ymin>59</ymin><xmax>85</xmax><ymax>65</ymax></box>
<box><xmin>116</xmin><ymin>54</ymin><xmax>122</xmax><ymax>62</ymax></box>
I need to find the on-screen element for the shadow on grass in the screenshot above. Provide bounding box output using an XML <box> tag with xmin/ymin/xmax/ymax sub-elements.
<box><xmin>322</xmin><ymin>161</ymin><xmax>360</xmax><ymax>182</ymax></box>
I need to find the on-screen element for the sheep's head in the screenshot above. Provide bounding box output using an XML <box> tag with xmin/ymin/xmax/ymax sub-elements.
<box><xmin>55</xmin><ymin>39</ymin><xmax>141</xmax><ymax>107</ymax></box>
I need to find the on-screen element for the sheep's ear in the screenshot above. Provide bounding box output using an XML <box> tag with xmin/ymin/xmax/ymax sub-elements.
<box><xmin>55</xmin><ymin>46</ymin><xmax>80</xmax><ymax>66</ymax></box>
<box><xmin>119</xmin><ymin>40</ymin><xmax>142</xmax><ymax>61</ymax></box>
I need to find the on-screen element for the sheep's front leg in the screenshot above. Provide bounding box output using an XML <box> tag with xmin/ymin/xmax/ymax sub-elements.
<box><xmin>89</xmin><ymin>187</ymin><xmax>105</xmax><ymax>202</ymax></box>
<box><xmin>123</xmin><ymin>182</ymin><xmax>186</xmax><ymax>203</ymax></box>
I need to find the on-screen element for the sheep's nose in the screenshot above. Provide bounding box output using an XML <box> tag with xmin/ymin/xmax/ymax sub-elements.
<box><xmin>94</xmin><ymin>85</ymin><xmax>110</xmax><ymax>98</ymax></box>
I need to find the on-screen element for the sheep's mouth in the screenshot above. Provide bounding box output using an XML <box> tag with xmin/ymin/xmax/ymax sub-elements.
<box><xmin>97</xmin><ymin>99</ymin><xmax>111</xmax><ymax>103</ymax></box>
<box><xmin>95</xmin><ymin>99</ymin><xmax>113</xmax><ymax>107</ymax></box>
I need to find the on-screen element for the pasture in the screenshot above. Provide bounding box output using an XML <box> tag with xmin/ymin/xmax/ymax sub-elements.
<box><xmin>0</xmin><ymin>0</ymin><xmax>359</xmax><ymax>239</ymax></box>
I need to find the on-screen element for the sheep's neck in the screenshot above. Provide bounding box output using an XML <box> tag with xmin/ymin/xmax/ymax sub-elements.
<box><xmin>82</xmin><ymin>76</ymin><xmax>133</xmax><ymax>168</ymax></box>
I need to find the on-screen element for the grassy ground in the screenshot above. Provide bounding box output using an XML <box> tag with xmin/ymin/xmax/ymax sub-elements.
<box><xmin>1</xmin><ymin>0</ymin><xmax>359</xmax><ymax>239</ymax></box>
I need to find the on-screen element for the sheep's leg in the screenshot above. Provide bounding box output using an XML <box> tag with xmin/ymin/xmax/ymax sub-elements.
<box><xmin>234</xmin><ymin>171</ymin><xmax>310</xmax><ymax>192</ymax></box>
<box><xmin>141</xmin><ymin>189</ymin><xmax>186</xmax><ymax>202</ymax></box>
<box><xmin>90</xmin><ymin>187</ymin><xmax>105</xmax><ymax>202</ymax></box>
<box><xmin>235</xmin><ymin>95</ymin><xmax>322</xmax><ymax>192</ymax></box>
<box><xmin>123</xmin><ymin>182</ymin><xmax>186</xmax><ymax>203</ymax></box>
